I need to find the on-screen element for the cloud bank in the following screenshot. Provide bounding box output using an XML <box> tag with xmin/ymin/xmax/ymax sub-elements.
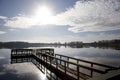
<box><xmin>55</xmin><ymin>0</ymin><xmax>120</xmax><ymax>32</ymax></box>
<box><xmin>0</xmin><ymin>16</ymin><xmax>7</xmax><ymax>20</ymax></box>
<box><xmin>0</xmin><ymin>31</ymin><xmax>6</xmax><ymax>34</ymax></box>
<box><xmin>4</xmin><ymin>15</ymin><xmax>37</xmax><ymax>29</ymax></box>
<box><xmin>3</xmin><ymin>0</ymin><xmax>120</xmax><ymax>33</ymax></box>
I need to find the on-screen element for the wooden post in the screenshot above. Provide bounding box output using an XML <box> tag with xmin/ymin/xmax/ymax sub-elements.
<box><xmin>41</xmin><ymin>53</ymin><xmax>42</xmax><ymax>59</ymax></box>
<box><xmin>56</xmin><ymin>59</ymin><xmax>58</xmax><ymax>69</ymax></box>
<box><xmin>46</xmin><ymin>55</ymin><xmax>48</xmax><ymax>62</ymax></box>
<box><xmin>50</xmin><ymin>56</ymin><xmax>52</xmax><ymax>65</ymax></box>
<box><xmin>55</xmin><ymin>54</ymin><xmax>56</xmax><ymax>57</ymax></box>
<box><xmin>77</xmin><ymin>65</ymin><xmax>80</xmax><ymax>80</ymax></box>
<box><xmin>64</xmin><ymin>61</ymin><xmax>66</xmax><ymax>74</ymax></box>
<box><xmin>43</xmin><ymin>54</ymin><xmax>45</xmax><ymax>60</ymax></box>
<box><xmin>77</xmin><ymin>60</ymin><xmax>79</xmax><ymax>64</ymax></box>
<box><xmin>91</xmin><ymin>63</ymin><xmax>93</xmax><ymax>77</ymax></box>
<box><xmin>67</xmin><ymin>57</ymin><xmax>69</xmax><ymax>67</ymax></box>
<box><xmin>60</xmin><ymin>56</ymin><xmax>62</xmax><ymax>65</ymax></box>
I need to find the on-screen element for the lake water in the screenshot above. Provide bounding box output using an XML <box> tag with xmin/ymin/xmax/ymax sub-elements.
<box><xmin>0</xmin><ymin>47</ymin><xmax>120</xmax><ymax>80</ymax></box>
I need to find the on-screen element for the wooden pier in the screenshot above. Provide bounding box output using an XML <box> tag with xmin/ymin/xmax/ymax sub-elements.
<box><xmin>11</xmin><ymin>49</ymin><xmax>120</xmax><ymax>80</ymax></box>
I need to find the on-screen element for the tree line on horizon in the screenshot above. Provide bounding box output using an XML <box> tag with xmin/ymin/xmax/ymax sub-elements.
<box><xmin>0</xmin><ymin>39</ymin><xmax>120</xmax><ymax>49</ymax></box>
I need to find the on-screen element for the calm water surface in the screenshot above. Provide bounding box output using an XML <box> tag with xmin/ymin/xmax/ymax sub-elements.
<box><xmin>0</xmin><ymin>47</ymin><xmax>120</xmax><ymax>80</ymax></box>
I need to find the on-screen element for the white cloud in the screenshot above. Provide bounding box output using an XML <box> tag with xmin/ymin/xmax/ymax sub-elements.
<box><xmin>0</xmin><ymin>16</ymin><xmax>7</xmax><ymax>20</ymax></box>
<box><xmin>4</xmin><ymin>15</ymin><xmax>37</xmax><ymax>29</ymax></box>
<box><xmin>4</xmin><ymin>15</ymin><xmax>55</xmax><ymax>29</ymax></box>
<box><xmin>9</xmin><ymin>29</ymin><xmax>16</xmax><ymax>31</ymax></box>
<box><xmin>0</xmin><ymin>31</ymin><xmax>6</xmax><ymax>34</ymax></box>
<box><xmin>55</xmin><ymin>0</ymin><xmax>120</xmax><ymax>33</ymax></box>
<box><xmin>3</xmin><ymin>0</ymin><xmax>120</xmax><ymax>33</ymax></box>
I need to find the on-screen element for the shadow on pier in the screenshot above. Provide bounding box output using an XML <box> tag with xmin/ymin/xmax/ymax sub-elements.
<box><xmin>11</xmin><ymin>49</ymin><xmax>120</xmax><ymax>80</ymax></box>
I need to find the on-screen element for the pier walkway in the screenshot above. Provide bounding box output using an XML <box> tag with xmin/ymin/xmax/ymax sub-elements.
<box><xmin>11</xmin><ymin>49</ymin><xmax>120</xmax><ymax>80</ymax></box>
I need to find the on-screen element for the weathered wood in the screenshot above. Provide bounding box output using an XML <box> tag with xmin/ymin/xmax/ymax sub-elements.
<box><xmin>11</xmin><ymin>49</ymin><xmax>119</xmax><ymax>80</ymax></box>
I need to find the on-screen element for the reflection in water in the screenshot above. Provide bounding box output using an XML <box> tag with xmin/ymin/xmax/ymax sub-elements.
<box><xmin>11</xmin><ymin>56</ymin><xmax>62</xmax><ymax>80</ymax></box>
<box><xmin>54</xmin><ymin>47</ymin><xmax>120</xmax><ymax>67</ymax></box>
<box><xmin>0</xmin><ymin>62</ymin><xmax>45</xmax><ymax>80</ymax></box>
<box><xmin>0</xmin><ymin>47</ymin><xmax>120</xmax><ymax>80</ymax></box>
<box><xmin>0</xmin><ymin>49</ymin><xmax>48</xmax><ymax>80</ymax></box>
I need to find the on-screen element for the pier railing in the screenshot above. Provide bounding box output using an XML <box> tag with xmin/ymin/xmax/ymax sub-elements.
<box><xmin>11</xmin><ymin>49</ymin><xmax>33</xmax><ymax>57</ymax></box>
<box><xmin>33</xmin><ymin>50</ymin><xmax>119</xmax><ymax>80</ymax></box>
<box><xmin>11</xmin><ymin>49</ymin><xmax>119</xmax><ymax>80</ymax></box>
<box><xmin>55</xmin><ymin>54</ymin><xmax>116</xmax><ymax>69</ymax></box>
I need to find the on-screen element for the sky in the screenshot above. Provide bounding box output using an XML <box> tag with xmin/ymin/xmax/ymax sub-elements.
<box><xmin>0</xmin><ymin>0</ymin><xmax>120</xmax><ymax>43</ymax></box>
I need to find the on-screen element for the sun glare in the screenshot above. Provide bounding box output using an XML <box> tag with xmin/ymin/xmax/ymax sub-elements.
<box><xmin>33</xmin><ymin>6</ymin><xmax>53</xmax><ymax>25</ymax></box>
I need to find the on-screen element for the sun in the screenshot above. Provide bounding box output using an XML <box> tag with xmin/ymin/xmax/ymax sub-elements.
<box><xmin>33</xmin><ymin>6</ymin><xmax>53</xmax><ymax>25</ymax></box>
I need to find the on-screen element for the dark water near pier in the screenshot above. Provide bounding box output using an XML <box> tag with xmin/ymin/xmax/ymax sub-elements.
<box><xmin>0</xmin><ymin>47</ymin><xmax>120</xmax><ymax>80</ymax></box>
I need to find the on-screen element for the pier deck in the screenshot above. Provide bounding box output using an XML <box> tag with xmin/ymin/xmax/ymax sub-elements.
<box><xmin>11</xmin><ymin>49</ymin><xmax>120</xmax><ymax>80</ymax></box>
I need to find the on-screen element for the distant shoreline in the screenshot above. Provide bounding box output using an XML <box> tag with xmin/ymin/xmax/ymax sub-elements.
<box><xmin>0</xmin><ymin>39</ymin><xmax>120</xmax><ymax>50</ymax></box>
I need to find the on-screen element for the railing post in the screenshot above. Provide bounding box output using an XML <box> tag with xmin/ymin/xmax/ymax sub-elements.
<box><xmin>60</xmin><ymin>55</ymin><xmax>62</xmax><ymax>65</ymax></box>
<box><xmin>50</xmin><ymin>56</ymin><xmax>52</xmax><ymax>65</ymax></box>
<box><xmin>56</xmin><ymin>59</ymin><xmax>58</xmax><ymax>69</ymax></box>
<box><xmin>41</xmin><ymin>53</ymin><xmax>42</xmax><ymax>59</ymax></box>
<box><xmin>91</xmin><ymin>63</ymin><xmax>93</xmax><ymax>67</ymax></box>
<box><xmin>77</xmin><ymin>60</ymin><xmax>79</xmax><ymax>64</ymax></box>
<box><xmin>55</xmin><ymin>54</ymin><xmax>56</xmax><ymax>57</ymax></box>
<box><xmin>45</xmin><ymin>55</ymin><xmax>46</xmax><ymax>62</ymax></box>
<box><xmin>67</xmin><ymin>57</ymin><xmax>69</xmax><ymax>67</ymax></box>
<box><xmin>77</xmin><ymin>65</ymin><xmax>79</xmax><ymax>80</ymax></box>
<box><xmin>91</xmin><ymin>63</ymin><xmax>93</xmax><ymax>77</ymax></box>
<box><xmin>64</xmin><ymin>61</ymin><xmax>66</xmax><ymax>74</ymax></box>
<box><xmin>46</xmin><ymin>55</ymin><xmax>47</xmax><ymax>62</ymax></box>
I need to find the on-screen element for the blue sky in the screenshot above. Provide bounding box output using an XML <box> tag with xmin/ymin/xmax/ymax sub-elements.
<box><xmin>0</xmin><ymin>0</ymin><xmax>120</xmax><ymax>43</ymax></box>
